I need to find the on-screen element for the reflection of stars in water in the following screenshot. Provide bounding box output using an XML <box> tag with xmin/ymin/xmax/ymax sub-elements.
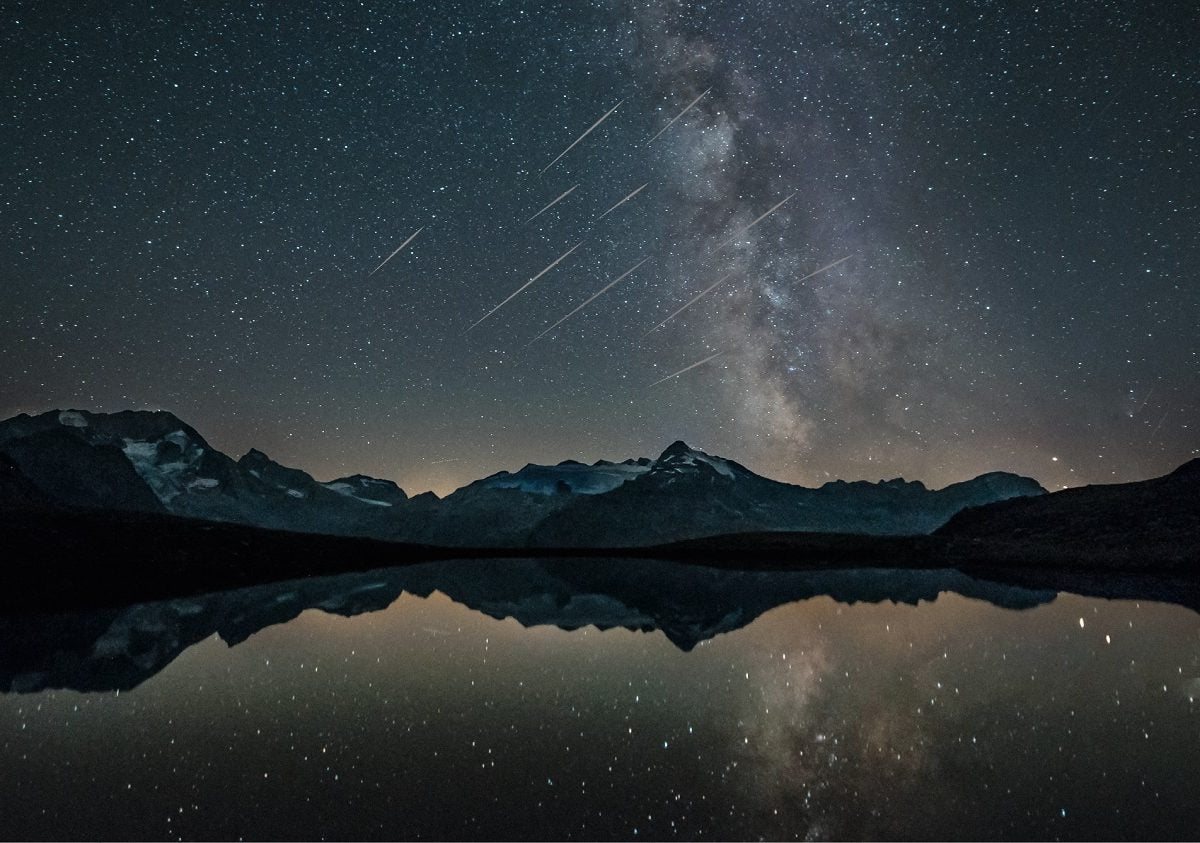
<box><xmin>2</xmin><ymin>592</ymin><xmax>1199</xmax><ymax>838</ymax></box>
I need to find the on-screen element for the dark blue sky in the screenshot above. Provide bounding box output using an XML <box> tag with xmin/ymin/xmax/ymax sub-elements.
<box><xmin>2</xmin><ymin>0</ymin><xmax>1195</xmax><ymax>494</ymax></box>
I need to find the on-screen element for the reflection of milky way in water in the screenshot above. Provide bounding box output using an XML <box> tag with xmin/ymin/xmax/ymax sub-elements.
<box><xmin>1</xmin><ymin>582</ymin><xmax>1198</xmax><ymax>840</ymax></box>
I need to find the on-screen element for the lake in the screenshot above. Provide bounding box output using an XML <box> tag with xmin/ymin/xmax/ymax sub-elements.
<box><xmin>1</xmin><ymin>559</ymin><xmax>1198</xmax><ymax>840</ymax></box>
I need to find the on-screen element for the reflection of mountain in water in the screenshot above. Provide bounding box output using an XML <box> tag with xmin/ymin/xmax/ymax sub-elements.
<box><xmin>2</xmin><ymin>558</ymin><xmax>1195</xmax><ymax>695</ymax></box>
<box><xmin>0</xmin><ymin>559</ymin><xmax>1048</xmax><ymax>694</ymax></box>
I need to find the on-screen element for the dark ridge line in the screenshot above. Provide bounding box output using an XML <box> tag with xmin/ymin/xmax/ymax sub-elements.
<box><xmin>1</xmin><ymin>505</ymin><xmax>1196</xmax><ymax>615</ymax></box>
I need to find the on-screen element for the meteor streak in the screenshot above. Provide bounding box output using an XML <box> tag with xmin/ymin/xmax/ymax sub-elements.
<box><xmin>793</xmin><ymin>255</ymin><xmax>852</xmax><ymax>284</ymax></box>
<box><xmin>540</xmin><ymin>99</ymin><xmax>625</xmax><ymax>175</ymax></box>
<box><xmin>1149</xmin><ymin>411</ymin><xmax>1168</xmax><ymax>443</ymax></box>
<box><xmin>1135</xmin><ymin>384</ymin><xmax>1156</xmax><ymax>415</ymax></box>
<box><xmin>647</xmin><ymin>349</ymin><xmax>725</xmax><ymax>388</ymax></box>
<box><xmin>525</xmin><ymin>184</ymin><xmax>579</xmax><ymax>224</ymax></box>
<box><xmin>467</xmin><ymin>242</ymin><xmax>583</xmax><ymax>332</ymax></box>
<box><xmin>646</xmin><ymin>87</ymin><xmax>711</xmax><ymax>145</ymax></box>
<box><xmin>595</xmin><ymin>183</ymin><xmax>648</xmax><ymax>221</ymax></box>
<box><xmin>712</xmin><ymin>191</ymin><xmax>796</xmax><ymax>252</ymax></box>
<box><xmin>368</xmin><ymin>227</ymin><xmax>423</xmax><ymax>276</ymax></box>
<box><xmin>529</xmin><ymin>257</ymin><xmax>650</xmax><ymax>345</ymax></box>
<box><xmin>642</xmin><ymin>272</ymin><xmax>736</xmax><ymax>337</ymax></box>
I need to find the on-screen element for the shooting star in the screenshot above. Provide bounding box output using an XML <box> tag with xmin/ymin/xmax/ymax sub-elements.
<box><xmin>646</xmin><ymin>87</ymin><xmax>711</xmax><ymax>145</ymax></box>
<box><xmin>525</xmin><ymin>184</ymin><xmax>579</xmax><ymax>224</ymax></box>
<box><xmin>793</xmin><ymin>255</ymin><xmax>852</xmax><ymax>284</ymax></box>
<box><xmin>1148</xmin><ymin>411</ymin><xmax>1168</xmax><ymax>443</ymax></box>
<box><xmin>595</xmin><ymin>182</ymin><xmax>649</xmax><ymax>222</ymax></box>
<box><xmin>647</xmin><ymin>349</ymin><xmax>725</xmax><ymax>388</ymax></box>
<box><xmin>1135</xmin><ymin>384</ymin><xmax>1156</xmax><ymax>415</ymax></box>
<box><xmin>467</xmin><ymin>242</ymin><xmax>583</xmax><ymax>332</ymax></box>
<box><xmin>368</xmin><ymin>227</ymin><xmax>424</xmax><ymax>276</ymax></box>
<box><xmin>529</xmin><ymin>257</ymin><xmax>651</xmax><ymax>345</ymax></box>
<box><xmin>540</xmin><ymin>99</ymin><xmax>625</xmax><ymax>175</ymax></box>
<box><xmin>642</xmin><ymin>272</ymin><xmax>736</xmax><ymax>337</ymax></box>
<box><xmin>712</xmin><ymin>191</ymin><xmax>796</xmax><ymax>252</ymax></box>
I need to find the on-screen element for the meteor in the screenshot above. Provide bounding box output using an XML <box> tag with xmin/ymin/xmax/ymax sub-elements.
<box><xmin>646</xmin><ymin>87</ymin><xmax>711</xmax><ymax>145</ymax></box>
<box><xmin>642</xmin><ymin>272</ymin><xmax>736</xmax><ymax>337</ymax></box>
<box><xmin>467</xmin><ymin>242</ymin><xmax>583</xmax><ymax>332</ymax></box>
<box><xmin>712</xmin><ymin>191</ymin><xmax>796</xmax><ymax>252</ymax></box>
<box><xmin>540</xmin><ymin>99</ymin><xmax>625</xmax><ymax>175</ymax></box>
<box><xmin>525</xmin><ymin>184</ymin><xmax>579</xmax><ymax>224</ymax></box>
<box><xmin>793</xmin><ymin>255</ymin><xmax>852</xmax><ymax>284</ymax></box>
<box><xmin>1149</xmin><ymin>411</ymin><xmax>1168</xmax><ymax>443</ymax></box>
<box><xmin>368</xmin><ymin>227</ymin><xmax>423</xmax><ymax>276</ymax></box>
<box><xmin>529</xmin><ymin>257</ymin><xmax>651</xmax><ymax>345</ymax></box>
<box><xmin>1135</xmin><ymin>384</ymin><xmax>1156</xmax><ymax>415</ymax></box>
<box><xmin>595</xmin><ymin>182</ymin><xmax>648</xmax><ymax>222</ymax></box>
<box><xmin>647</xmin><ymin>349</ymin><xmax>725</xmax><ymax>388</ymax></box>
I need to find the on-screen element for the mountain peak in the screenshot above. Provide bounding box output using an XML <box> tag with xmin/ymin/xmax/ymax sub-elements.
<box><xmin>659</xmin><ymin>440</ymin><xmax>695</xmax><ymax>459</ymax></box>
<box><xmin>649</xmin><ymin>440</ymin><xmax>744</xmax><ymax>482</ymax></box>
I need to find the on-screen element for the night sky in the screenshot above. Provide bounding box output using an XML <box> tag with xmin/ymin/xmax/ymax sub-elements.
<box><xmin>3</xmin><ymin>0</ymin><xmax>1196</xmax><ymax>496</ymax></box>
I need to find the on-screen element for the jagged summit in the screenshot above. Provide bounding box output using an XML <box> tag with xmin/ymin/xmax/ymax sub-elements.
<box><xmin>658</xmin><ymin>440</ymin><xmax>695</xmax><ymax>459</ymax></box>
<box><xmin>647</xmin><ymin>440</ymin><xmax>749</xmax><ymax>483</ymax></box>
<box><xmin>0</xmin><ymin>408</ymin><xmax>209</xmax><ymax>450</ymax></box>
<box><xmin>0</xmin><ymin>409</ymin><xmax>407</xmax><ymax>533</ymax></box>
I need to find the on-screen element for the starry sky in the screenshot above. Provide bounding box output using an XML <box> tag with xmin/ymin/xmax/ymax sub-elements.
<box><xmin>2</xmin><ymin>0</ymin><xmax>1196</xmax><ymax>496</ymax></box>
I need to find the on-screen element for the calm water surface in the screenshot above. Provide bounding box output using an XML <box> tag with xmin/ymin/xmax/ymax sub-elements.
<box><xmin>1</xmin><ymin>560</ymin><xmax>1198</xmax><ymax>840</ymax></box>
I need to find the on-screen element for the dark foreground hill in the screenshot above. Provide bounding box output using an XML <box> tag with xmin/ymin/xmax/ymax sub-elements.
<box><xmin>937</xmin><ymin>458</ymin><xmax>1200</xmax><ymax>568</ymax></box>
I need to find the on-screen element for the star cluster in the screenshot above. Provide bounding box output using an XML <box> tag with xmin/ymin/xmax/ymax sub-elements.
<box><xmin>2</xmin><ymin>0</ymin><xmax>1195</xmax><ymax>494</ymax></box>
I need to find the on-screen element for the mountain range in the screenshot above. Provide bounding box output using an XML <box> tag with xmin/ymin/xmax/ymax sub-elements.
<box><xmin>0</xmin><ymin>408</ymin><xmax>1045</xmax><ymax>547</ymax></box>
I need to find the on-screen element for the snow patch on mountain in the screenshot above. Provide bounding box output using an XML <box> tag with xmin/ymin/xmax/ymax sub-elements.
<box><xmin>657</xmin><ymin>451</ymin><xmax>735</xmax><ymax>478</ymax></box>
<box><xmin>323</xmin><ymin>482</ymin><xmax>394</xmax><ymax>506</ymax></box>
<box><xmin>478</xmin><ymin>459</ymin><xmax>652</xmax><ymax>495</ymax></box>
<box><xmin>321</xmin><ymin>476</ymin><xmax>402</xmax><ymax>506</ymax></box>
<box><xmin>120</xmin><ymin>430</ymin><xmax>209</xmax><ymax>504</ymax></box>
<box><xmin>650</xmin><ymin>441</ymin><xmax>742</xmax><ymax>480</ymax></box>
<box><xmin>57</xmin><ymin>411</ymin><xmax>88</xmax><ymax>428</ymax></box>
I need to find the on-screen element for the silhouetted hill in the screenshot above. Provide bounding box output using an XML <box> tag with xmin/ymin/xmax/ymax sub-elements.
<box><xmin>938</xmin><ymin>459</ymin><xmax>1200</xmax><ymax>568</ymax></box>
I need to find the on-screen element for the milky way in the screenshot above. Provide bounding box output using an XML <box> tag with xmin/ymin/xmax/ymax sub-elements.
<box><xmin>1</xmin><ymin>0</ymin><xmax>1195</xmax><ymax>494</ymax></box>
